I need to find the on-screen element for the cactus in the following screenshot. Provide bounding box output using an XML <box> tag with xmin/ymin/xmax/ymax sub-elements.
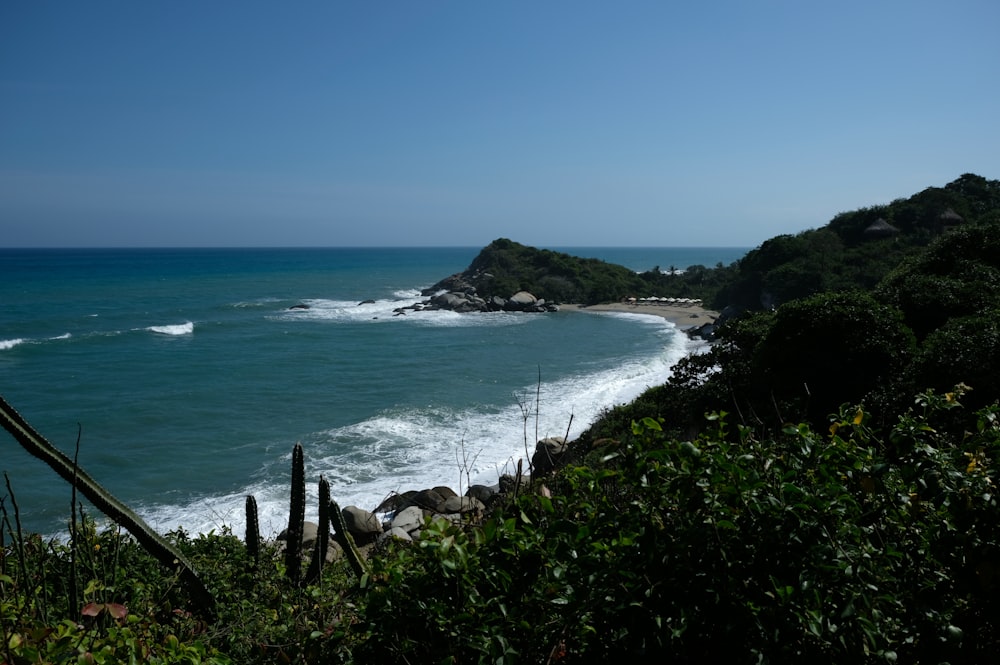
<box><xmin>305</xmin><ymin>476</ymin><xmax>331</xmax><ymax>584</ymax></box>
<box><xmin>284</xmin><ymin>442</ymin><xmax>306</xmax><ymax>584</ymax></box>
<box><xmin>0</xmin><ymin>395</ymin><xmax>216</xmax><ymax>617</ymax></box>
<box><xmin>245</xmin><ymin>494</ymin><xmax>260</xmax><ymax>566</ymax></box>
<box><xmin>329</xmin><ymin>499</ymin><xmax>368</xmax><ymax>579</ymax></box>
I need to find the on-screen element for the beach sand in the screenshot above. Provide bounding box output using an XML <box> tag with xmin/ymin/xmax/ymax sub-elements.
<box><xmin>563</xmin><ymin>301</ymin><xmax>719</xmax><ymax>329</ymax></box>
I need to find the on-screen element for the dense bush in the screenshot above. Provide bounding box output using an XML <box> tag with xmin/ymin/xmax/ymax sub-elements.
<box><xmin>750</xmin><ymin>291</ymin><xmax>916</xmax><ymax>427</ymax></box>
<box><xmin>877</xmin><ymin>224</ymin><xmax>1000</xmax><ymax>340</ymax></box>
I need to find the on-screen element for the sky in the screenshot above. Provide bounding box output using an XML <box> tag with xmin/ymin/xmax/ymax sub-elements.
<box><xmin>1</xmin><ymin>1</ymin><xmax>998</xmax><ymax>249</ymax></box>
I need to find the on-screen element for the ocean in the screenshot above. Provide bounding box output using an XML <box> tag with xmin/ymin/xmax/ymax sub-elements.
<box><xmin>0</xmin><ymin>246</ymin><xmax>748</xmax><ymax>538</ymax></box>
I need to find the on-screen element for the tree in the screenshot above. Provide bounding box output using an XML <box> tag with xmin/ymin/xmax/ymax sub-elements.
<box><xmin>751</xmin><ymin>291</ymin><xmax>916</xmax><ymax>426</ymax></box>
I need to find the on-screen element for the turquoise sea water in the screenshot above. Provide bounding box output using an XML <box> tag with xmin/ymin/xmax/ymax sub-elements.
<box><xmin>1</xmin><ymin>246</ymin><xmax>748</xmax><ymax>537</ymax></box>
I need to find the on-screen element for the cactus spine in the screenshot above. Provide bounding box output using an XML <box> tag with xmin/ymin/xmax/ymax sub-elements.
<box><xmin>0</xmin><ymin>395</ymin><xmax>216</xmax><ymax>616</ymax></box>
<box><xmin>285</xmin><ymin>442</ymin><xmax>306</xmax><ymax>584</ymax></box>
<box><xmin>245</xmin><ymin>494</ymin><xmax>260</xmax><ymax>566</ymax></box>
<box><xmin>305</xmin><ymin>475</ymin><xmax>331</xmax><ymax>584</ymax></box>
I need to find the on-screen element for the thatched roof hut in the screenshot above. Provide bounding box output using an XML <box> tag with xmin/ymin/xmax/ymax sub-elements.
<box><xmin>939</xmin><ymin>208</ymin><xmax>964</xmax><ymax>224</ymax></box>
<box><xmin>863</xmin><ymin>218</ymin><xmax>900</xmax><ymax>239</ymax></box>
<box><xmin>934</xmin><ymin>208</ymin><xmax>964</xmax><ymax>234</ymax></box>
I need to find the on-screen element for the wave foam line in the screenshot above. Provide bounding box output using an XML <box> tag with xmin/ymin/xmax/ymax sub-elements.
<box><xmin>147</xmin><ymin>322</ymin><xmax>194</xmax><ymax>336</ymax></box>
<box><xmin>128</xmin><ymin>323</ymin><xmax>704</xmax><ymax>538</ymax></box>
<box><xmin>281</xmin><ymin>298</ymin><xmax>528</xmax><ymax>328</ymax></box>
<box><xmin>0</xmin><ymin>338</ymin><xmax>26</xmax><ymax>351</ymax></box>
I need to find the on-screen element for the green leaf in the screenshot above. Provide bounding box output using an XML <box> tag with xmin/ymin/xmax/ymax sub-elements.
<box><xmin>641</xmin><ymin>416</ymin><xmax>663</xmax><ymax>431</ymax></box>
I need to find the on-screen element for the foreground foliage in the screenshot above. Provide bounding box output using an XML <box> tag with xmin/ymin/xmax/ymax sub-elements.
<box><xmin>4</xmin><ymin>388</ymin><xmax>1000</xmax><ymax>663</ymax></box>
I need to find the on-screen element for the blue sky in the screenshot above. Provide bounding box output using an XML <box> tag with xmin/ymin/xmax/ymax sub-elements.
<box><xmin>1</xmin><ymin>1</ymin><xmax>997</xmax><ymax>248</ymax></box>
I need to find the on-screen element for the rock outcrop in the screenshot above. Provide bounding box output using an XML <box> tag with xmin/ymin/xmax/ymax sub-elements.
<box><xmin>390</xmin><ymin>285</ymin><xmax>560</xmax><ymax>315</ymax></box>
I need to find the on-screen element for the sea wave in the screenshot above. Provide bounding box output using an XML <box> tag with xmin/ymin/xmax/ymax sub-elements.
<box><xmin>147</xmin><ymin>322</ymin><xmax>194</xmax><ymax>336</ymax></box>
<box><xmin>136</xmin><ymin>325</ymin><xmax>702</xmax><ymax>538</ymax></box>
<box><xmin>0</xmin><ymin>338</ymin><xmax>26</xmax><ymax>351</ymax></box>
<box><xmin>280</xmin><ymin>298</ymin><xmax>529</xmax><ymax>328</ymax></box>
<box><xmin>231</xmin><ymin>298</ymin><xmax>282</xmax><ymax>309</ymax></box>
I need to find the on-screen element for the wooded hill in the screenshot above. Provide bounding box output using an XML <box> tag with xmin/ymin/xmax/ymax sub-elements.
<box><xmin>586</xmin><ymin>172</ymin><xmax>1000</xmax><ymax>436</ymax></box>
<box><xmin>426</xmin><ymin>237</ymin><xmax>736</xmax><ymax>305</ymax></box>
<box><xmin>713</xmin><ymin>172</ymin><xmax>1000</xmax><ymax>312</ymax></box>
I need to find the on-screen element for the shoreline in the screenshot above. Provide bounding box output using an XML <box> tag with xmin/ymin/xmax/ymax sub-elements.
<box><xmin>563</xmin><ymin>301</ymin><xmax>719</xmax><ymax>329</ymax></box>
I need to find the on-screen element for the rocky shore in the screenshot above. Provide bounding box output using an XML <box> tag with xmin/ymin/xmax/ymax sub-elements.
<box><xmin>279</xmin><ymin>436</ymin><xmax>573</xmax><ymax>563</ymax></box>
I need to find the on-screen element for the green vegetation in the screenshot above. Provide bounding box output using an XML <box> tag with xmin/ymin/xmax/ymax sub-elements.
<box><xmin>5</xmin><ymin>392</ymin><xmax>1000</xmax><ymax>663</ymax></box>
<box><xmin>4</xmin><ymin>173</ymin><xmax>1000</xmax><ymax>663</ymax></box>
<box><xmin>448</xmin><ymin>237</ymin><xmax>739</xmax><ymax>305</ymax></box>
<box><xmin>714</xmin><ymin>173</ymin><xmax>1000</xmax><ymax>312</ymax></box>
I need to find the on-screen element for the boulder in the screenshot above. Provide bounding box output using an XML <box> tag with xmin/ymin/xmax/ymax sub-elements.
<box><xmin>374</xmin><ymin>490</ymin><xmax>417</xmax><ymax>514</ymax></box>
<box><xmin>325</xmin><ymin>540</ymin><xmax>344</xmax><ymax>563</ymax></box>
<box><xmin>531</xmin><ymin>436</ymin><xmax>568</xmax><ymax>474</ymax></box>
<box><xmin>300</xmin><ymin>521</ymin><xmax>320</xmax><ymax>550</ymax></box>
<box><xmin>421</xmin><ymin>274</ymin><xmax>473</xmax><ymax>296</ymax></box>
<box><xmin>277</xmin><ymin>520</ymin><xmax>319</xmax><ymax>546</ymax></box>
<box><xmin>432</xmin><ymin>485</ymin><xmax>458</xmax><ymax>500</ymax></box>
<box><xmin>498</xmin><ymin>473</ymin><xmax>529</xmax><ymax>495</ymax></box>
<box><xmin>341</xmin><ymin>505</ymin><xmax>383</xmax><ymax>543</ymax></box>
<box><xmin>466</xmin><ymin>484</ymin><xmax>497</xmax><ymax>505</ymax></box>
<box><xmin>429</xmin><ymin>291</ymin><xmax>487</xmax><ymax>313</ymax></box>
<box><xmin>506</xmin><ymin>291</ymin><xmax>538</xmax><ymax>311</ymax></box>
<box><xmin>390</xmin><ymin>506</ymin><xmax>426</xmax><ymax>535</ymax></box>
<box><xmin>407</xmin><ymin>489</ymin><xmax>447</xmax><ymax>512</ymax></box>
<box><xmin>380</xmin><ymin>526</ymin><xmax>413</xmax><ymax>543</ymax></box>
<box><xmin>441</xmin><ymin>495</ymin><xmax>485</xmax><ymax>515</ymax></box>
<box><xmin>431</xmin><ymin>292</ymin><xmax>468</xmax><ymax>309</ymax></box>
<box><xmin>686</xmin><ymin>322</ymin><xmax>717</xmax><ymax>341</ymax></box>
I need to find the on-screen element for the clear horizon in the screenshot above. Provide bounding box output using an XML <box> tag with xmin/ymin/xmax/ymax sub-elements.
<box><xmin>2</xmin><ymin>2</ymin><xmax>998</xmax><ymax>249</ymax></box>
<box><xmin>1</xmin><ymin>243</ymin><xmax>754</xmax><ymax>250</ymax></box>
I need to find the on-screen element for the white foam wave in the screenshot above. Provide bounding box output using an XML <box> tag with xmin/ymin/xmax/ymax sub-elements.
<box><xmin>232</xmin><ymin>298</ymin><xmax>281</xmax><ymax>309</ymax></box>
<box><xmin>147</xmin><ymin>322</ymin><xmax>194</xmax><ymax>336</ymax></box>
<box><xmin>0</xmin><ymin>338</ymin><xmax>26</xmax><ymax>351</ymax></box>
<box><xmin>52</xmin><ymin>333</ymin><xmax>72</xmax><ymax>340</ymax></box>
<box><xmin>139</xmin><ymin>325</ymin><xmax>703</xmax><ymax>538</ymax></box>
<box><xmin>281</xmin><ymin>298</ymin><xmax>528</xmax><ymax>328</ymax></box>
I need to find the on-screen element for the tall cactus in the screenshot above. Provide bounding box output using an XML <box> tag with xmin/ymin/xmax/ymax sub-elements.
<box><xmin>0</xmin><ymin>395</ymin><xmax>216</xmax><ymax>617</ymax></box>
<box><xmin>329</xmin><ymin>499</ymin><xmax>368</xmax><ymax>579</ymax></box>
<box><xmin>305</xmin><ymin>475</ymin><xmax>331</xmax><ymax>584</ymax></box>
<box><xmin>284</xmin><ymin>442</ymin><xmax>306</xmax><ymax>584</ymax></box>
<box><xmin>245</xmin><ymin>494</ymin><xmax>260</xmax><ymax>566</ymax></box>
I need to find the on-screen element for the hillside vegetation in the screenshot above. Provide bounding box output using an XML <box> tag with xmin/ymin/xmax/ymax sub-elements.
<box><xmin>427</xmin><ymin>237</ymin><xmax>737</xmax><ymax>305</ymax></box>
<box><xmin>4</xmin><ymin>173</ymin><xmax>1000</xmax><ymax>664</ymax></box>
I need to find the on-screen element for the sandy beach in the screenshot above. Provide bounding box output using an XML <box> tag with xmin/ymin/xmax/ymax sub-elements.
<box><xmin>564</xmin><ymin>301</ymin><xmax>719</xmax><ymax>329</ymax></box>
